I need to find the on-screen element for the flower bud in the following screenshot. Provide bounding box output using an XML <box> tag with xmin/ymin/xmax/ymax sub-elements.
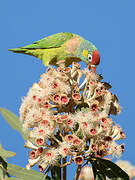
<box><xmin>74</xmin><ymin>156</ymin><xmax>84</xmax><ymax>165</ymax></box>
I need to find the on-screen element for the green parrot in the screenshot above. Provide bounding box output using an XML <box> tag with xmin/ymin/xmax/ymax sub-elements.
<box><xmin>9</xmin><ymin>32</ymin><xmax>100</xmax><ymax>72</ymax></box>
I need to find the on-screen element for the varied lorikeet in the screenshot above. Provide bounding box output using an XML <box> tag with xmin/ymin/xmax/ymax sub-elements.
<box><xmin>9</xmin><ymin>32</ymin><xmax>100</xmax><ymax>72</ymax></box>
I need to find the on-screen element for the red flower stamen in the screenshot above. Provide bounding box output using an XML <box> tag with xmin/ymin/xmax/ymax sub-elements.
<box><xmin>36</xmin><ymin>138</ymin><xmax>44</xmax><ymax>145</ymax></box>
<box><xmin>72</xmin><ymin>93</ymin><xmax>81</xmax><ymax>100</ymax></box>
<box><xmin>105</xmin><ymin>136</ymin><xmax>112</xmax><ymax>141</ymax></box>
<box><xmin>64</xmin><ymin>67</ymin><xmax>71</xmax><ymax>73</ymax></box>
<box><xmin>38</xmin><ymin>165</ymin><xmax>44</xmax><ymax>172</ymax></box>
<box><xmin>53</xmin><ymin>82</ymin><xmax>58</xmax><ymax>89</ymax></box>
<box><xmin>61</xmin><ymin>95</ymin><xmax>69</xmax><ymax>104</ymax></box>
<box><xmin>56</xmin><ymin>118</ymin><xmax>62</xmax><ymax>123</ymax></box>
<box><xmin>40</xmin><ymin>120</ymin><xmax>50</xmax><ymax>128</ymax></box>
<box><xmin>121</xmin><ymin>144</ymin><xmax>125</xmax><ymax>152</ymax></box>
<box><xmin>67</xmin><ymin>119</ymin><xmax>73</xmax><ymax>126</ymax></box>
<box><xmin>29</xmin><ymin>150</ymin><xmax>36</xmax><ymax>159</ymax></box>
<box><xmin>73</xmin><ymin>139</ymin><xmax>81</xmax><ymax>145</ymax></box>
<box><xmin>90</xmin><ymin>128</ymin><xmax>97</xmax><ymax>135</ymax></box>
<box><xmin>63</xmin><ymin>147</ymin><xmax>68</xmax><ymax>154</ymax></box>
<box><xmin>33</xmin><ymin>96</ymin><xmax>36</xmax><ymax>100</ymax></box>
<box><xmin>91</xmin><ymin>104</ymin><xmax>98</xmax><ymax>112</ymax></box>
<box><xmin>53</xmin><ymin>94</ymin><xmax>60</xmax><ymax>102</ymax></box>
<box><xmin>91</xmin><ymin>144</ymin><xmax>97</xmax><ymax>151</ymax></box>
<box><xmin>37</xmin><ymin>147</ymin><xmax>43</xmax><ymax>155</ymax></box>
<box><xmin>101</xmin><ymin>118</ymin><xmax>108</xmax><ymax>123</ymax></box>
<box><xmin>65</xmin><ymin>135</ymin><xmax>74</xmax><ymax>142</ymax></box>
<box><xmin>38</xmin><ymin>98</ymin><xmax>41</xmax><ymax>103</ymax></box>
<box><xmin>89</xmin><ymin>81</ymin><xmax>95</xmax><ymax>86</ymax></box>
<box><xmin>46</xmin><ymin>152</ymin><xmax>53</xmax><ymax>158</ymax></box>
<box><xmin>44</xmin><ymin>102</ymin><xmax>49</xmax><ymax>108</ymax></box>
<box><xmin>81</xmin><ymin>122</ymin><xmax>88</xmax><ymax>128</ymax></box>
<box><xmin>120</xmin><ymin>131</ymin><xmax>126</xmax><ymax>139</ymax></box>
<box><xmin>38</xmin><ymin>129</ymin><xmax>44</xmax><ymax>135</ymax></box>
<box><xmin>60</xmin><ymin>114</ymin><xmax>68</xmax><ymax>121</ymax></box>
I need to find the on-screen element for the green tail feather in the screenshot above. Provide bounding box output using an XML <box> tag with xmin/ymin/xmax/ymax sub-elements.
<box><xmin>8</xmin><ymin>48</ymin><xmax>46</xmax><ymax>64</ymax></box>
<box><xmin>8</xmin><ymin>48</ymin><xmax>27</xmax><ymax>54</ymax></box>
<box><xmin>8</xmin><ymin>48</ymin><xmax>39</xmax><ymax>59</ymax></box>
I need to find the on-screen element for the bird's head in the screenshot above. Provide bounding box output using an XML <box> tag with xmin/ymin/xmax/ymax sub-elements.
<box><xmin>78</xmin><ymin>40</ymin><xmax>100</xmax><ymax>72</ymax></box>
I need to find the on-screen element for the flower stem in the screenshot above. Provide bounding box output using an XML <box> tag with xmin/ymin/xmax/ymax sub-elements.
<box><xmin>74</xmin><ymin>165</ymin><xmax>82</xmax><ymax>180</ymax></box>
<box><xmin>62</xmin><ymin>157</ymin><xmax>67</xmax><ymax>180</ymax></box>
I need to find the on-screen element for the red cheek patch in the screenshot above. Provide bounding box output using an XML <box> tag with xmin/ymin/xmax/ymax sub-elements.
<box><xmin>91</xmin><ymin>50</ymin><xmax>100</xmax><ymax>65</ymax></box>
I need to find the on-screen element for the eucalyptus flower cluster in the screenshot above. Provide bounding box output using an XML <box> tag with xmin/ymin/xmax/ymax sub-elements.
<box><xmin>19</xmin><ymin>61</ymin><xmax>125</xmax><ymax>172</ymax></box>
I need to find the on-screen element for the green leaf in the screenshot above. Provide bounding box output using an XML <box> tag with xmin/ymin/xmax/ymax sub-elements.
<box><xmin>90</xmin><ymin>158</ymin><xmax>130</xmax><ymax>180</ymax></box>
<box><xmin>5</xmin><ymin>175</ymin><xmax>51</xmax><ymax>180</ymax></box>
<box><xmin>51</xmin><ymin>165</ymin><xmax>61</xmax><ymax>180</ymax></box>
<box><xmin>0</xmin><ymin>144</ymin><xmax>16</xmax><ymax>161</ymax></box>
<box><xmin>0</xmin><ymin>157</ymin><xmax>7</xmax><ymax>171</ymax></box>
<box><xmin>50</xmin><ymin>134</ymin><xmax>61</xmax><ymax>180</ymax></box>
<box><xmin>5</xmin><ymin>178</ymin><xmax>23</xmax><ymax>180</ymax></box>
<box><xmin>91</xmin><ymin>159</ymin><xmax>106</xmax><ymax>180</ymax></box>
<box><xmin>76</xmin><ymin>104</ymin><xmax>89</xmax><ymax>112</ymax></box>
<box><xmin>0</xmin><ymin>108</ymin><xmax>29</xmax><ymax>140</ymax></box>
<box><xmin>0</xmin><ymin>156</ymin><xmax>10</xmax><ymax>179</ymax></box>
<box><xmin>0</xmin><ymin>167</ymin><xmax>4</xmax><ymax>179</ymax></box>
<box><xmin>43</xmin><ymin>176</ymin><xmax>51</xmax><ymax>180</ymax></box>
<box><xmin>7</xmin><ymin>163</ymin><xmax>45</xmax><ymax>180</ymax></box>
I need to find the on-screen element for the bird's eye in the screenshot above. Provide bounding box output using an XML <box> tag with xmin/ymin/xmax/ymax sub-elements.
<box><xmin>88</xmin><ymin>54</ymin><xmax>92</xmax><ymax>62</ymax></box>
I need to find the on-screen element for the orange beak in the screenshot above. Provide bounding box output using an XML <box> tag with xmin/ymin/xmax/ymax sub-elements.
<box><xmin>87</xmin><ymin>65</ymin><xmax>96</xmax><ymax>73</ymax></box>
<box><xmin>91</xmin><ymin>66</ymin><xmax>96</xmax><ymax>73</ymax></box>
<box><xmin>87</xmin><ymin>65</ymin><xmax>90</xmax><ymax>70</ymax></box>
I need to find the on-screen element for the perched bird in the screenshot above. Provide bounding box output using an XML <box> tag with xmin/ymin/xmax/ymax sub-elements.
<box><xmin>9</xmin><ymin>32</ymin><xmax>100</xmax><ymax>72</ymax></box>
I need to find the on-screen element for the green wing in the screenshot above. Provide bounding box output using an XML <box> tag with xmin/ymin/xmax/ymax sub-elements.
<box><xmin>10</xmin><ymin>32</ymin><xmax>73</xmax><ymax>51</ymax></box>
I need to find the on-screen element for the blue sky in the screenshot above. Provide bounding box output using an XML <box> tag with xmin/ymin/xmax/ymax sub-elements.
<box><xmin>0</xmin><ymin>0</ymin><xmax>135</xmax><ymax>178</ymax></box>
